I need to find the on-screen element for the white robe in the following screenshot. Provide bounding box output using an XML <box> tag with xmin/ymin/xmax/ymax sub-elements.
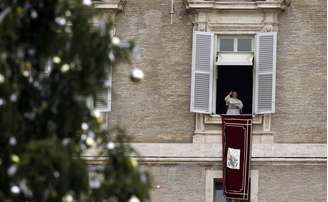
<box><xmin>225</xmin><ymin>95</ymin><xmax>243</xmax><ymax>115</ymax></box>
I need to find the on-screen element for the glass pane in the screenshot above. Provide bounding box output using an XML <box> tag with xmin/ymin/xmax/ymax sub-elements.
<box><xmin>214</xmin><ymin>180</ymin><xmax>250</xmax><ymax>202</ymax></box>
<box><xmin>214</xmin><ymin>189</ymin><xmax>226</xmax><ymax>202</ymax></box>
<box><xmin>214</xmin><ymin>181</ymin><xmax>227</xmax><ymax>202</ymax></box>
<box><xmin>237</xmin><ymin>39</ymin><xmax>252</xmax><ymax>51</ymax></box>
<box><xmin>220</xmin><ymin>39</ymin><xmax>234</xmax><ymax>51</ymax></box>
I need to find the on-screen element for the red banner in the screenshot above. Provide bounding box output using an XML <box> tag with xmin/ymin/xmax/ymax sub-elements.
<box><xmin>221</xmin><ymin>115</ymin><xmax>252</xmax><ymax>200</ymax></box>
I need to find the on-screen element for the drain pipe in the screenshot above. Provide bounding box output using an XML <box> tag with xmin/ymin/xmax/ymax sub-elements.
<box><xmin>170</xmin><ymin>0</ymin><xmax>175</xmax><ymax>24</ymax></box>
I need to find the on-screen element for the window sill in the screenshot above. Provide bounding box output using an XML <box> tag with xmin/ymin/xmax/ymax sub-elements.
<box><xmin>205</xmin><ymin>114</ymin><xmax>262</xmax><ymax>125</ymax></box>
<box><xmin>194</xmin><ymin>113</ymin><xmax>273</xmax><ymax>144</ymax></box>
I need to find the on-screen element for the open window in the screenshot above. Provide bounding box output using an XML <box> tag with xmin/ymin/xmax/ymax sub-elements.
<box><xmin>190</xmin><ymin>32</ymin><xmax>277</xmax><ymax>115</ymax></box>
<box><xmin>215</xmin><ymin>36</ymin><xmax>254</xmax><ymax>115</ymax></box>
<box><xmin>216</xmin><ymin>65</ymin><xmax>253</xmax><ymax>114</ymax></box>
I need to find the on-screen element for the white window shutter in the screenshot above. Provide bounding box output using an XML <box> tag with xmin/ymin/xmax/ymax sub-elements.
<box><xmin>190</xmin><ymin>31</ymin><xmax>214</xmax><ymax>113</ymax></box>
<box><xmin>255</xmin><ymin>32</ymin><xmax>277</xmax><ymax>114</ymax></box>
<box><xmin>95</xmin><ymin>67</ymin><xmax>112</xmax><ymax>112</ymax></box>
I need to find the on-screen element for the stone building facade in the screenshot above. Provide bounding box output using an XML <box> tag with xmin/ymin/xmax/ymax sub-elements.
<box><xmin>93</xmin><ymin>0</ymin><xmax>326</xmax><ymax>201</ymax></box>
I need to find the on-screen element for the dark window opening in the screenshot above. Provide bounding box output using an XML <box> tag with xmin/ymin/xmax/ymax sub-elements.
<box><xmin>216</xmin><ymin>66</ymin><xmax>253</xmax><ymax>115</ymax></box>
<box><xmin>214</xmin><ymin>179</ymin><xmax>251</xmax><ymax>202</ymax></box>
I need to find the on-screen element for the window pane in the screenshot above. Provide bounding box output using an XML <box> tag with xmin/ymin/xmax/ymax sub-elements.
<box><xmin>220</xmin><ymin>39</ymin><xmax>234</xmax><ymax>51</ymax></box>
<box><xmin>237</xmin><ymin>39</ymin><xmax>252</xmax><ymax>51</ymax></box>
<box><xmin>214</xmin><ymin>181</ymin><xmax>226</xmax><ymax>202</ymax></box>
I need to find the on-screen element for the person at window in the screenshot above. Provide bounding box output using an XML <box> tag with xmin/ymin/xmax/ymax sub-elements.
<box><xmin>225</xmin><ymin>91</ymin><xmax>243</xmax><ymax>115</ymax></box>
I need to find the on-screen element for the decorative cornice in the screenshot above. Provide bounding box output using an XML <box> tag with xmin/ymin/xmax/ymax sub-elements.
<box><xmin>93</xmin><ymin>0</ymin><xmax>126</xmax><ymax>11</ymax></box>
<box><xmin>183</xmin><ymin>0</ymin><xmax>291</xmax><ymax>11</ymax></box>
<box><xmin>83</xmin><ymin>143</ymin><xmax>326</xmax><ymax>164</ymax></box>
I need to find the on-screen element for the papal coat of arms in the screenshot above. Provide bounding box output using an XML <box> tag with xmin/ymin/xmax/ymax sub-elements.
<box><xmin>227</xmin><ymin>148</ymin><xmax>240</xmax><ymax>170</ymax></box>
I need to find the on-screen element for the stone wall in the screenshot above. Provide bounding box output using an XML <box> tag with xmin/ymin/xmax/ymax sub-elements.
<box><xmin>108</xmin><ymin>0</ymin><xmax>326</xmax><ymax>143</ymax></box>
<box><xmin>257</xmin><ymin>164</ymin><xmax>327</xmax><ymax>201</ymax></box>
<box><xmin>144</xmin><ymin>164</ymin><xmax>327</xmax><ymax>202</ymax></box>
<box><xmin>109</xmin><ymin>0</ymin><xmax>194</xmax><ymax>142</ymax></box>
<box><xmin>98</xmin><ymin>1</ymin><xmax>326</xmax><ymax>201</ymax></box>
<box><xmin>273</xmin><ymin>0</ymin><xmax>327</xmax><ymax>143</ymax></box>
<box><xmin>147</xmin><ymin>165</ymin><xmax>206</xmax><ymax>202</ymax></box>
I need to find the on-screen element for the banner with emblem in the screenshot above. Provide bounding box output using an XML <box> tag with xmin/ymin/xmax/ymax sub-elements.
<box><xmin>221</xmin><ymin>114</ymin><xmax>252</xmax><ymax>200</ymax></box>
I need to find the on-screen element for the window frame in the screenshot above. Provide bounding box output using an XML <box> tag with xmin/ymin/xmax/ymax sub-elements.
<box><xmin>205</xmin><ymin>169</ymin><xmax>258</xmax><ymax>202</ymax></box>
<box><xmin>218</xmin><ymin>36</ymin><xmax>254</xmax><ymax>53</ymax></box>
<box><xmin>218</xmin><ymin>38</ymin><xmax>235</xmax><ymax>52</ymax></box>
<box><xmin>213</xmin><ymin>35</ymin><xmax>255</xmax><ymax>115</ymax></box>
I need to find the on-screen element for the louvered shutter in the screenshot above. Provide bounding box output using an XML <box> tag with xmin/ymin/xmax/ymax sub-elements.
<box><xmin>255</xmin><ymin>32</ymin><xmax>277</xmax><ymax>114</ymax></box>
<box><xmin>190</xmin><ymin>31</ymin><xmax>214</xmax><ymax>113</ymax></box>
<box><xmin>95</xmin><ymin>67</ymin><xmax>112</xmax><ymax>112</ymax></box>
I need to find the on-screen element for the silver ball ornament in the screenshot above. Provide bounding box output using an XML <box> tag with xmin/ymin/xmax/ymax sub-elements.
<box><xmin>130</xmin><ymin>67</ymin><xmax>144</xmax><ymax>82</ymax></box>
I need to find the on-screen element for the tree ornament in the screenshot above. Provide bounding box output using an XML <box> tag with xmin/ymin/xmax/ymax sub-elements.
<box><xmin>92</xmin><ymin>110</ymin><xmax>101</xmax><ymax>118</ymax></box>
<box><xmin>62</xmin><ymin>138</ymin><xmax>70</xmax><ymax>146</ymax></box>
<box><xmin>106</xmin><ymin>142</ymin><xmax>115</xmax><ymax>150</ymax></box>
<box><xmin>81</xmin><ymin>122</ymin><xmax>89</xmax><ymax>130</ymax></box>
<box><xmin>10</xmin><ymin>185</ymin><xmax>20</xmax><ymax>194</ymax></box>
<box><xmin>9</xmin><ymin>137</ymin><xmax>17</xmax><ymax>145</ymax></box>
<box><xmin>112</xmin><ymin>36</ymin><xmax>121</xmax><ymax>45</ymax></box>
<box><xmin>0</xmin><ymin>98</ymin><xmax>5</xmax><ymax>106</ymax></box>
<box><xmin>22</xmin><ymin>70</ymin><xmax>30</xmax><ymax>77</ymax></box>
<box><xmin>92</xmin><ymin>111</ymin><xmax>104</xmax><ymax>123</ymax></box>
<box><xmin>54</xmin><ymin>171</ymin><xmax>60</xmax><ymax>178</ymax></box>
<box><xmin>61</xmin><ymin>64</ymin><xmax>70</xmax><ymax>72</ymax></box>
<box><xmin>7</xmin><ymin>165</ymin><xmax>17</xmax><ymax>176</ymax></box>
<box><xmin>129</xmin><ymin>196</ymin><xmax>140</xmax><ymax>202</ymax></box>
<box><xmin>130</xmin><ymin>67</ymin><xmax>144</xmax><ymax>82</ymax></box>
<box><xmin>10</xmin><ymin>94</ymin><xmax>17</xmax><ymax>102</ymax></box>
<box><xmin>10</xmin><ymin>154</ymin><xmax>20</xmax><ymax>163</ymax></box>
<box><xmin>62</xmin><ymin>194</ymin><xmax>74</xmax><ymax>202</ymax></box>
<box><xmin>55</xmin><ymin>17</ymin><xmax>66</xmax><ymax>26</ymax></box>
<box><xmin>31</xmin><ymin>10</ymin><xmax>38</xmax><ymax>19</ymax></box>
<box><xmin>129</xmin><ymin>158</ymin><xmax>138</xmax><ymax>168</ymax></box>
<box><xmin>83</xmin><ymin>0</ymin><xmax>92</xmax><ymax>6</ymax></box>
<box><xmin>53</xmin><ymin>56</ymin><xmax>61</xmax><ymax>64</ymax></box>
<box><xmin>86</xmin><ymin>137</ymin><xmax>96</xmax><ymax>146</ymax></box>
<box><xmin>81</xmin><ymin>134</ymin><xmax>87</xmax><ymax>140</ymax></box>
<box><xmin>0</xmin><ymin>73</ymin><xmax>5</xmax><ymax>83</ymax></box>
<box><xmin>65</xmin><ymin>10</ymin><xmax>72</xmax><ymax>17</ymax></box>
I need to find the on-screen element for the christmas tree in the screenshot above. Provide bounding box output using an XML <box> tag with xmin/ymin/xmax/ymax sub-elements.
<box><xmin>0</xmin><ymin>0</ymin><xmax>151</xmax><ymax>201</ymax></box>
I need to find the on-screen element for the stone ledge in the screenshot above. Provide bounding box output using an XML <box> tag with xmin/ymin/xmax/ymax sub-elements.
<box><xmin>193</xmin><ymin>133</ymin><xmax>274</xmax><ymax>144</ymax></box>
<box><xmin>183</xmin><ymin>0</ymin><xmax>290</xmax><ymax>11</ymax></box>
<box><xmin>194</xmin><ymin>130</ymin><xmax>272</xmax><ymax>135</ymax></box>
<box><xmin>204</xmin><ymin>114</ymin><xmax>262</xmax><ymax>125</ymax></box>
<box><xmin>84</xmin><ymin>143</ymin><xmax>326</xmax><ymax>164</ymax></box>
<box><xmin>94</xmin><ymin>0</ymin><xmax>126</xmax><ymax>10</ymax></box>
<box><xmin>127</xmin><ymin>143</ymin><xmax>326</xmax><ymax>159</ymax></box>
